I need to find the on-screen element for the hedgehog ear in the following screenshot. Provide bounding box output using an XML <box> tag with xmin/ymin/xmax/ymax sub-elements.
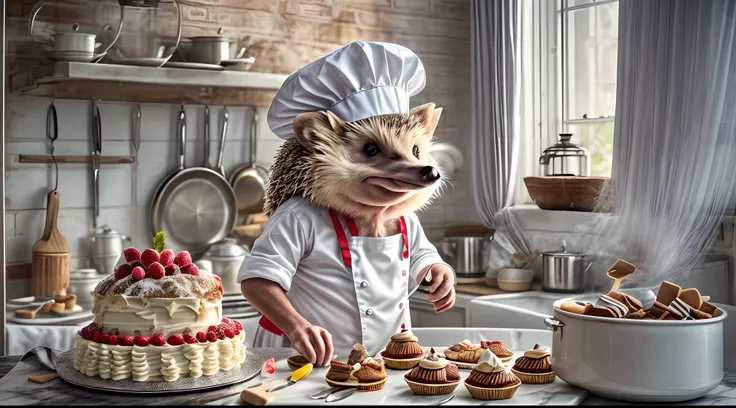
<box><xmin>410</xmin><ymin>102</ymin><xmax>442</xmax><ymax>139</ymax></box>
<box><xmin>293</xmin><ymin>111</ymin><xmax>344</xmax><ymax>152</ymax></box>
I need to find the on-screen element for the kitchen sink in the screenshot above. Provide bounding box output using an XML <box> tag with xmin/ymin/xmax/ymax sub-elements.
<box><xmin>468</xmin><ymin>291</ymin><xmax>572</xmax><ymax>330</ymax></box>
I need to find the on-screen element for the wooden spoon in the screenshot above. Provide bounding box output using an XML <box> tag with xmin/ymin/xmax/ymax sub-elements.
<box><xmin>607</xmin><ymin>259</ymin><xmax>636</xmax><ymax>292</ymax></box>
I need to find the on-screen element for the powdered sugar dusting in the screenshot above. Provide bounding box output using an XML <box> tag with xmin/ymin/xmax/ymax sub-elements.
<box><xmin>93</xmin><ymin>271</ymin><xmax>219</xmax><ymax>299</ymax></box>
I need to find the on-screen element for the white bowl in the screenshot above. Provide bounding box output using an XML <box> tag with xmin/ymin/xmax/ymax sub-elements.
<box><xmin>497</xmin><ymin>279</ymin><xmax>534</xmax><ymax>292</ymax></box>
<box><xmin>497</xmin><ymin>268</ymin><xmax>535</xmax><ymax>282</ymax></box>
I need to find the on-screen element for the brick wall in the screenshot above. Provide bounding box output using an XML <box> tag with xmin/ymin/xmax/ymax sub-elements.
<box><xmin>5</xmin><ymin>0</ymin><xmax>476</xmax><ymax>293</ymax></box>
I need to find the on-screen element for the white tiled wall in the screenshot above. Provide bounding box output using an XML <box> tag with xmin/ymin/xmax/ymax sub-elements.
<box><xmin>5</xmin><ymin>94</ymin><xmax>479</xmax><ymax>273</ymax></box>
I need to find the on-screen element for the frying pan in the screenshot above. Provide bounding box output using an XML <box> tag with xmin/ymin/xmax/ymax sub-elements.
<box><xmin>150</xmin><ymin>106</ymin><xmax>237</xmax><ymax>254</ymax></box>
<box><xmin>229</xmin><ymin>108</ymin><xmax>269</xmax><ymax>218</ymax></box>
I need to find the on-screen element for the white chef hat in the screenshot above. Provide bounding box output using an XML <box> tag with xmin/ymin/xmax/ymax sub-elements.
<box><xmin>267</xmin><ymin>41</ymin><xmax>427</xmax><ymax>140</ymax></box>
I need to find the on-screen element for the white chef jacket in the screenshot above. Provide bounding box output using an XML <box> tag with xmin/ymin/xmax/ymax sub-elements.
<box><xmin>236</xmin><ymin>196</ymin><xmax>447</xmax><ymax>357</ymax></box>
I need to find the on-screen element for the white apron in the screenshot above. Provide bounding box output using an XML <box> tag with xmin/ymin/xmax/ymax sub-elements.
<box><xmin>238</xmin><ymin>197</ymin><xmax>446</xmax><ymax>358</ymax></box>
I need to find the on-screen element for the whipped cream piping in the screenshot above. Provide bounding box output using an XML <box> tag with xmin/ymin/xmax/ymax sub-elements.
<box><xmin>474</xmin><ymin>349</ymin><xmax>507</xmax><ymax>373</ymax></box>
<box><xmin>390</xmin><ymin>330</ymin><xmax>418</xmax><ymax>342</ymax></box>
<box><xmin>524</xmin><ymin>344</ymin><xmax>551</xmax><ymax>359</ymax></box>
<box><xmin>73</xmin><ymin>332</ymin><xmax>246</xmax><ymax>382</ymax></box>
<box><xmin>419</xmin><ymin>348</ymin><xmax>449</xmax><ymax>369</ymax></box>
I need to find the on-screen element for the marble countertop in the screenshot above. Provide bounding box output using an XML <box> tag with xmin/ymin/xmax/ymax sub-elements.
<box><xmin>0</xmin><ymin>348</ymin><xmax>733</xmax><ymax>405</ymax></box>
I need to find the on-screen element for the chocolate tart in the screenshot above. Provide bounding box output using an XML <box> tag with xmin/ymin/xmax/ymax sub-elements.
<box><xmin>510</xmin><ymin>344</ymin><xmax>555</xmax><ymax>384</ymax></box>
<box><xmin>463</xmin><ymin>349</ymin><xmax>521</xmax><ymax>400</ymax></box>
<box><xmin>482</xmin><ymin>340</ymin><xmax>514</xmax><ymax>363</ymax></box>
<box><xmin>403</xmin><ymin>348</ymin><xmax>460</xmax><ymax>395</ymax></box>
<box><xmin>381</xmin><ymin>327</ymin><xmax>425</xmax><ymax>369</ymax></box>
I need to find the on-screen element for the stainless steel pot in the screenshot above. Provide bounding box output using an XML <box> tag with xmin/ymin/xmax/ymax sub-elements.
<box><xmin>68</xmin><ymin>269</ymin><xmax>104</xmax><ymax>309</ymax></box>
<box><xmin>90</xmin><ymin>225</ymin><xmax>130</xmax><ymax>274</ymax></box>
<box><xmin>545</xmin><ymin>296</ymin><xmax>726</xmax><ymax>402</ymax></box>
<box><xmin>186</xmin><ymin>35</ymin><xmax>249</xmax><ymax>65</ymax></box>
<box><xmin>201</xmin><ymin>238</ymin><xmax>250</xmax><ymax>295</ymax></box>
<box><xmin>541</xmin><ymin>243</ymin><xmax>590</xmax><ymax>293</ymax></box>
<box><xmin>440</xmin><ymin>236</ymin><xmax>493</xmax><ymax>278</ymax></box>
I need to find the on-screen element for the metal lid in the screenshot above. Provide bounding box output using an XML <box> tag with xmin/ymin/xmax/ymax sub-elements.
<box><xmin>70</xmin><ymin>268</ymin><xmax>101</xmax><ymax>280</ymax></box>
<box><xmin>94</xmin><ymin>225</ymin><xmax>121</xmax><ymax>238</ymax></box>
<box><xmin>539</xmin><ymin>133</ymin><xmax>590</xmax><ymax>163</ymax></box>
<box><xmin>542</xmin><ymin>242</ymin><xmax>583</xmax><ymax>257</ymax></box>
<box><xmin>204</xmin><ymin>238</ymin><xmax>249</xmax><ymax>258</ymax></box>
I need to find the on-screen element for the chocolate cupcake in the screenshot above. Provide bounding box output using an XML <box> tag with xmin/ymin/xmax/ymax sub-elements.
<box><xmin>326</xmin><ymin>360</ymin><xmax>354</xmax><ymax>383</ymax></box>
<box><xmin>382</xmin><ymin>326</ymin><xmax>425</xmax><ymax>369</ymax></box>
<box><xmin>511</xmin><ymin>344</ymin><xmax>555</xmax><ymax>384</ymax></box>
<box><xmin>444</xmin><ymin>340</ymin><xmax>484</xmax><ymax>363</ymax></box>
<box><xmin>404</xmin><ymin>348</ymin><xmax>460</xmax><ymax>395</ymax></box>
<box><xmin>325</xmin><ymin>344</ymin><xmax>388</xmax><ymax>392</ymax></box>
<box><xmin>464</xmin><ymin>349</ymin><xmax>521</xmax><ymax>400</ymax></box>
<box><xmin>481</xmin><ymin>340</ymin><xmax>514</xmax><ymax>363</ymax></box>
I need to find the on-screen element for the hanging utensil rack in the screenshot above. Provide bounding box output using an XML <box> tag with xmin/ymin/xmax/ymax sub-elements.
<box><xmin>19</xmin><ymin>155</ymin><xmax>134</xmax><ymax>164</ymax></box>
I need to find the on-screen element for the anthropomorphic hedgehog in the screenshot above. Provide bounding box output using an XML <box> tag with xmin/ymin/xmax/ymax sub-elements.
<box><xmin>237</xmin><ymin>41</ymin><xmax>456</xmax><ymax>366</ymax></box>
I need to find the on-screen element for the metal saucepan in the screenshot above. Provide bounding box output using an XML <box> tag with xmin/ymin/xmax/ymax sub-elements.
<box><xmin>440</xmin><ymin>236</ymin><xmax>494</xmax><ymax>278</ymax></box>
<box><xmin>186</xmin><ymin>32</ymin><xmax>250</xmax><ymax>65</ymax></box>
<box><xmin>200</xmin><ymin>238</ymin><xmax>250</xmax><ymax>295</ymax></box>
<box><xmin>229</xmin><ymin>108</ymin><xmax>269</xmax><ymax>218</ymax></box>
<box><xmin>150</xmin><ymin>106</ymin><xmax>237</xmax><ymax>256</ymax></box>
<box><xmin>540</xmin><ymin>242</ymin><xmax>590</xmax><ymax>293</ymax></box>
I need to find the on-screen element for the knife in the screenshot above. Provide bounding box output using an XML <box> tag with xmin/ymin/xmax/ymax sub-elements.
<box><xmin>325</xmin><ymin>386</ymin><xmax>358</xmax><ymax>403</ymax></box>
<box><xmin>309</xmin><ymin>386</ymin><xmax>346</xmax><ymax>400</ymax></box>
<box><xmin>266</xmin><ymin>363</ymin><xmax>313</xmax><ymax>392</ymax></box>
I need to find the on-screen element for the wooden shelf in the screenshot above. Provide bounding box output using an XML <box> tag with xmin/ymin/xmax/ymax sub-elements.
<box><xmin>19</xmin><ymin>155</ymin><xmax>135</xmax><ymax>164</ymax></box>
<box><xmin>10</xmin><ymin>62</ymin><xmax>290</xmax><ymax>107</ymax></box>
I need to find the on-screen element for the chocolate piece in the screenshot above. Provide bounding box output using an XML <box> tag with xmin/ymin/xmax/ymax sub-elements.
<box><xmin>668</xmin><ymin>298</ymin><xmax>694</xmax><ymax>320</ymax></box>
<box><xmin>28</xmin><ymin>373</ymin><xmax>58</xmax><ymax>384</ymax></box>
<box><xmin>348</xmin><ymin>344</ymin><xmax>367</xmax><ymax>366</ymax></box>
<box><xmin>700</xmin><ymin>301</ymin><xmax>719</xmax><ymax>316</ymax></box>
<box><xmin>596</xmin><ymin>295</ymin><xmax>628</xmax><ymax>318</ymax></box>
<box><xmin>656</xmin><ymin>281</ymin><xmax>682</xmax><ymax>305</ymax></box>
<box><xmin>584</xmin><ymin>304</ymin><xmax>617</xmax><ymax>318</ymax></box>
<box><xmin>607</xmin><ymin>259</ymin><xmax>636</xmax><ymax>280</ymax></box>
<box><xmin>689</xmin><ymin>308</ymin><xmax>712</xmax><ymax>320</ymax></box>
<box><xmin>607</xmin><ymin>291</ymin><xmax>644</xmax><ymax>313</ymax></box>
<box><xmin>678</xmin><ymin>288</ymin><xmax>703</xmax><ymax>310</ymax></box>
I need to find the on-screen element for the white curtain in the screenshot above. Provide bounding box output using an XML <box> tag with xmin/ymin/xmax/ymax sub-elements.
<box><xmin>470</xmin><ymin>0</ymin><xmax>533</xmax><ymax>268</ymax></box>
<box><xmin>585</xmin><ymin>0</ymin><xmax>736</xmax><ymax>289</ymax></box>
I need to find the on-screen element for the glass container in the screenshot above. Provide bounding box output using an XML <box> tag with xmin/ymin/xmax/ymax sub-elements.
<box><xmin>539</xmin><ymin>133</ymin><xmax>590</xmax><ymax>176</ymax></box>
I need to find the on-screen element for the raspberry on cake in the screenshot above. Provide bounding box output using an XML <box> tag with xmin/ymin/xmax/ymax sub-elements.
<box><xmin>73</xmin><ymin>233</ymin><xmax>246</xmax><ymax>382</ymax></box>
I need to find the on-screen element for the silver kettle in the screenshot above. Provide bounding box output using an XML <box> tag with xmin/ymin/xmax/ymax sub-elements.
<box><xmin>90</xmin><ymin>225</ymin><xmax>130</xmax><ymax>274</ymax></box>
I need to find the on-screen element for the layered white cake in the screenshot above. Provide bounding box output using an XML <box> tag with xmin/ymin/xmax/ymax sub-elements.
<box><xmin>73</xmin><ymin>245</ymin><xmax>246</xmax><ymax>382</ymax></box>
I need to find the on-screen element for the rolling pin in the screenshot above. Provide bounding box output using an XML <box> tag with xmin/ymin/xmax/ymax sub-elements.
<box><xmin>31</xmin><ymin>190</ymin><xmax>70</xmax><ymax>297</ymax></box>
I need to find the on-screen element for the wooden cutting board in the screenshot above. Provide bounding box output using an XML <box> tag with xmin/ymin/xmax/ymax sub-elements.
<box><xmin>31</xmin><ymin>190</ymin><xmax>71</xmax><ymax>297</ymax></box>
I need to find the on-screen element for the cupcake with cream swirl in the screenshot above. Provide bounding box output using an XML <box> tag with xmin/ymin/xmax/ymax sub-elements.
<box><xmin>511</xmin><ymin>344</ymin><xmax>556</xmax><ymax>384</ymax></box>
<box><xmin>464</xmin><ymin>349</ymin><xmax>521</xmax><ymax>400</ymax></box>
<box><xmin>404</xmin><ymin>348</ymin><xmax>460</xmax><ymax>395</ymax></box>
<box><xmin>381</xmin><ymin>324</ymin><xmax>425</xmax><ymax>369</ymax></box>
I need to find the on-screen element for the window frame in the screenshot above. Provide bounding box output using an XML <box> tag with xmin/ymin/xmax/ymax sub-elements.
<box><xmin>514</xmin><ymin>0</ymin><xmax>618</xmax><ymax>205</ymax></box>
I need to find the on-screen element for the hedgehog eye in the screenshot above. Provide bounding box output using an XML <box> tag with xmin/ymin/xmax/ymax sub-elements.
<box><xmin>412</xmin><ymin>145</ymin><xmax>420</xmax><ymax>158</ymax></box>
<box><xmin>363</xmin><ymin>142</ymin><xmax>380</xmax><ymax>157</ymax></box>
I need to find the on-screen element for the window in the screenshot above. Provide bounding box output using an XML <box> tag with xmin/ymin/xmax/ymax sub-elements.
<box><xmin>515</xmin><ymin>0</ymin><xmax>619</xmax><ymax>204</ymax></box>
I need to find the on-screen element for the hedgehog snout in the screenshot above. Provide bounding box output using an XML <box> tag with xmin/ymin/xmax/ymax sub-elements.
<box><xmin>419</xmin><ymin>166</ymin><xmax>440</xmax><ymax>182</ymax></box>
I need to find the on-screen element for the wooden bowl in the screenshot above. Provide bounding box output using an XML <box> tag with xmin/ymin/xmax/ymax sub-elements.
<box><xmin>523</xmin><ymin>176</ymin><xmax>609</xmax><ymax>212</ymax></box>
